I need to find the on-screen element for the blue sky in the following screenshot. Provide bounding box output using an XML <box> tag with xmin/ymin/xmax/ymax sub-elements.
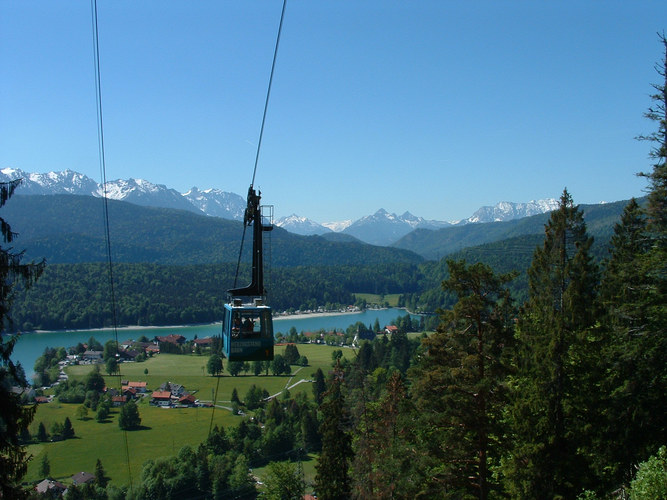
<box><xmin>1</xmin><ymin>1</ymin><xmax>665</xmax><ymax>223</ymax></box>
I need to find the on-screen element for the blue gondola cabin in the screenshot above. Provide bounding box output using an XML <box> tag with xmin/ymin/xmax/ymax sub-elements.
<box><xmin>222</xmin><ymin>300</ymin><xmax>274</xmax><ymax>362</ymax></box>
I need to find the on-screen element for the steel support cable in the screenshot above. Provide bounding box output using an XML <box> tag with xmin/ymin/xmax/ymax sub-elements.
<box><xmin>212</xmin><ymin>0</ymin><xmax>287</xmax><ymax>436</ymax></box>
<box><xmin>90</xmin><ymin>0</ymin><xmax>133</xmax><ymax>490</ymax></box>
<box><xmin>232</xmin><ymin>0</ymin><xmax>287</xmax><ymax>288</ymax></box>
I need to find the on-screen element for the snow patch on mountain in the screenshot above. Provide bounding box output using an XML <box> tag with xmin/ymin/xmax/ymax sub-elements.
<box><xmin>342</xmin><ymin>208</ymin><xmax>452</xmax><ymax>246</ymax></box>
<box><xmin>276</xmin><ymin>214</ymin><xmax>332</xmax><ymax>236</ymax></box>
<box><xmin>1</xmin><ymin>167</ymin><xmax>99</xmax><ymax>195</ymax></box>
<box><xmin>322</xmin><ymin>220</ymin><xmax>353</xmax><ymax>232</ymax></box>
<box><xmin>183</xmin><ymin>187</ymin><xmax>246</xmax><ymax>220</ymax></box>
<box><xmin>1</xmin><ymin>167</ymin><xmax>246</xmax><ymax>220</ymax></box>
<box><xmin>2</xmin><ymin>168</ymin><xmax>565</xmax><ymax>240</ymax></box>
<box><xmin>462</xmin><ymin>199</ymin><xmax>559</xmax><ymax>224</ymax></box>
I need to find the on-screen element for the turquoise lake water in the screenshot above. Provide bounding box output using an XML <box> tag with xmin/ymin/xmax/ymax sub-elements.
<box><xmin>9</xmin><ymin>308</ymin><xmax>411</xmax><ymax>379</ymax></box>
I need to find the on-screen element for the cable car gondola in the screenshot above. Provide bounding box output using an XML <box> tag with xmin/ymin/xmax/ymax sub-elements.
<box><xmin>222</xmin><ymin>186</ymin><xmax>274</xmax><ymax>362</ymax></box>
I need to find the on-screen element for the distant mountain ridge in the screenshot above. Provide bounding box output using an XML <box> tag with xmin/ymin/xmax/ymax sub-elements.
<box><xmin>278</xmin><ymin>202</ymin><xmax>561</xmax><ymax>246</ymax></box>
<box><xmin>1</xmin><ymin>167</ymin><xmax>576</xmax><ymax>246</ymax></box>
<box><xmin>462</xmin><ymin>199</ymin><xmax>560</xmax><ymax>224</ymax></box>
<box><xmin>338</xmin><ymin>209</ymin><xmax>452</xmax><ymax>246</ymax></box>
<box><xmin>0</xmin><ymin>167</ymin><xmax>246</xmax><ymax>221</ymax></box>
<box><xmin>3</xmin><ymin>194</ymin><xmax>425</xmax><ymax>267</ymax></box>
<box><xmin>276</xmin><ymin>214</ymin><xmax>332</xmax><ymax>236</ymax></box>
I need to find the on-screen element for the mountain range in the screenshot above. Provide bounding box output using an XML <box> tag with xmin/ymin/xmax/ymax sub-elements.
<box><xmin>0</xmin><ymin>168</ymin><xmax>246</xmax><ymax>221</ymax></box>
<box><xmin>1</xmin><ymin>167</ymin><xmax>564</xmax><ymax>246</ymax></box>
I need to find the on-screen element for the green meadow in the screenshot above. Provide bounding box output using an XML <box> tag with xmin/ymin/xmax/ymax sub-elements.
<box><xmin>25</xmin><ymin>343</ymin><xmax>353</xmax><ymax>487</ymax></box>
<box><xmin>353</xmin><ymin>293</ymin><xmax>401</xmax><ymax>307</ymax></box>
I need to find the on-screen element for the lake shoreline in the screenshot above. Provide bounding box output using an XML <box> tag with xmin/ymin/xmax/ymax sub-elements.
<box><xmin>13</xmin><ymin>307</ymin><xmax>399</xmax><ymax>336</ymax></box>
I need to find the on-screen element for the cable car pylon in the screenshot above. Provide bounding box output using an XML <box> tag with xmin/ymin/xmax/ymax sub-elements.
<box><xmin>222</xmin><ymin>186</ymin><xmax>275</xmax><ymax>362</ymax></box>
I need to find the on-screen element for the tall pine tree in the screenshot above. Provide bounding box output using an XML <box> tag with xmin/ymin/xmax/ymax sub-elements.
<box><xmin>411</xmin><ymin>260</ymin><xmax>516</xmax><ymax>499</ymax></box>
<box><xmin>0</xmin><ymin>180</ymin><xmax>45</xmax><ymax>499</ymax></box>
<box><xmin>595</xmin><ymin>198</ymin><xmax>653</xmax><ymax>486</ymax></box>
<box><xmin>352</xmin><ymin>371</ymin><xmax>419</xmax><ymax>499</ymax></box>
<box><xmin>595</xmin><ymin>34</ymin><xmax>667</xmax><ymax>489</ymax></box>
<box><xmin>315</xmin><ymin>363</ymin><xmax>353</xmax><ymax>500</ymax></box>
<box><xmin>503</xmin><ymin>189</ymin><xmax>599</xmax><ymax>498</ymax></box>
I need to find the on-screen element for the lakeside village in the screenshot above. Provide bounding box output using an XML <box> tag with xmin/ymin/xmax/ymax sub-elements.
<box><xmin>19</xmin><ymin>306</ymin><xmax>405</xmax><ymax>408</ymax></box>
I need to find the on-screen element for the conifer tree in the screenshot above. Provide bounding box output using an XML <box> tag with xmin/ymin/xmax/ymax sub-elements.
<box><xmin>231</xmin><ymin>387</ymin><xmax>240</xmax><ymax>405</ymax></box>
<box><xmin>638</xmin><ymin>34</ymin><xmax>667</xmax><ymax>256</ymax></box>
<box><xmin>63</xmin><ymin>416</ymin><xmax>75</xmax><ymax>439</ymax></box>
<box><xmin>595</xmin><ymin>198</ymin><xmax>652</xmax><ymax>485</ymax></box>
<box><xmin>95</xmin><ymin>458</ymin><xmax>108</xmax><ymax>488</ymax></box>
<box><xmin>0</xmin><ymin>179</ymin><xmax>44</xmax><ymax>498</ymax></box>
<box><xmin>37</xmin><ymin>422</ymin><xmax>48</xmax><ymax>442</ymax></box>
<box><xmin>411</xmin><ymin>260</ymin><xmax>516</xmax><ymax>499</ymax></box>
<box><xmin>503</xmin><ymin>189</ymin><xmax>599</xmax><ymax>498</ymax></box>
<box><xmin>353</xmin><ymin>371</ymin><xmax>419</xmax><ymax>499</ymax></box>
<box><xmin>595</xmin><ymin>34</ymin><xmax>667</xmax><ymax>487</ymax></box>
<box><xmin>315</xmin><ymin>364</ymin><xmax>352</xmax><ymax>500</ymax></box>
<box><xmin>629</xmin><ymin>31</ymin><xmax>667</xmax><ymax>471</ymax></box>
<box><xmin>312</xmin><ymin>368</ymin><xmax>326</xmax><ymax>405</ymax></box>
<box><xmin>38</xmin><ymin>454</ymin><xmax>50</xmax><ymax>478</ymax></box>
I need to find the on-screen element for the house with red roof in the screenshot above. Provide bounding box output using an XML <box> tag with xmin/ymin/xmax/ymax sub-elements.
<box><xmin>112</xmin><ymin>395</ymin><xmax>127</xmax><ymax>407</ymax></box>
<box><xmin>126</xmin><ymin>381</ymin><xmax>147</xmax><ymax>392</ymax></box>
<box><xmin>179</xmin><ymin>394</ymin><xmax>197</xmax><ymax>406</ymax></box>
<box><xmin>151</xmin><ymin>390</ymin><xmax>172</xmax><ymax>407</ymax></box>
<box><xmin>156</xmin><ymin>334</ymin><xmax>186</xmax><ymax>345</ymax></box>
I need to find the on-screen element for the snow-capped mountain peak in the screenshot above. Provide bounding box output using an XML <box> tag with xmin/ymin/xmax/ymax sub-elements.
<box><xmin>275</xmin><ymin>214</ymin><xmax>332</xmax><ymax>236</ymax></box>
<box><xmin>1</xmin><ymin>167</ymin><xmax>100</xmax><ymax>195</ymax></box>
<box><xmin>321</xmin><ymin>220</ymin><xmax>353</xmax><ymax>232</ymax></box>
<box><xmin>1</xmin><ymin>167</ymin><xmax>565</xmax><ymax>245</ymax></box>
<box><xmin>463</xmin><ymin>199</ymin><xmax>559</xmax><ymax>224</ymax></box>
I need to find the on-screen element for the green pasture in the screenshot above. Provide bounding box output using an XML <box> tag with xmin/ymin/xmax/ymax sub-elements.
<box><xmin>25</xmin><ymin>343</ymin><xmax>352</xmax><ymax>487</ymax></box>
<box><xmin>353</xmin><ymin>293</ymin><xmax>401</xmax><ymax>307</ymax></box>
<box><xmin>25</xmin><ymin>401</ymin><xmax>234</xmax><ymax>487</ymax></box>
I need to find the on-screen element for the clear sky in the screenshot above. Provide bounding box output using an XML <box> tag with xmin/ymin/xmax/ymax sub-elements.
<box><xmin>1</xmin><ymin>1</ymin><xmax>665</xmax><ymax>223</ymax></box>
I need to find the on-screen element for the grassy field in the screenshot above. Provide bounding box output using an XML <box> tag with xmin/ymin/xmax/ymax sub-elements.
<box><xmin>25</xmin><ymin>343</ymin><xmax>353</xmax><ymax>487</ymax></box>
<box><xmin>353</xmin><ymin>293</ymin><xmax>401</xmax><ymax>307</ymax></box>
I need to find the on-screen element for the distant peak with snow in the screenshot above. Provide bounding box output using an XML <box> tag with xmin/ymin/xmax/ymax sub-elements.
<box><xmin>461</xmin><ymin>199</ymin><xmax>559</xmax><ymax>224</ymax></box>
<box><xmin>275</xmin><ymin>214</ymin><xmax>332</xmax><ymax>236</ymax></box>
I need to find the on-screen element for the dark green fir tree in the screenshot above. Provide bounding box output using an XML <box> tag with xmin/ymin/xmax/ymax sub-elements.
<box><xmin>315</xmin><ymin>363</ymin><xmax>353</xmax><ymax>500</ymax></box>
<box><xmin>0</xmin><ymin>179</ymin><xmax>44</xmax><ymax>499</ymax></box>
<box><xmin>503</xmin><ymin>189</ymin><xmax>599</xmax><ymax>498</ymax></box>
<box><xmin>595</xmin><ymin>34</ymin><xmax>667</xmax><ymax>489</ymax></box>
<box><xmin>411</xmin><ymin>260</ymin><xmax>516</xmax><ymax>499</ymax></box>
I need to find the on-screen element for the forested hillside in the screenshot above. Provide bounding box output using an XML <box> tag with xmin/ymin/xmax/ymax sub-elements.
<box><xmin>11</xmin><ymin>262</ymin><xmax>424</xmax><ymax>331</ymax></box>
<box><xmin>5</xmin><ymin>193</ymin><xmax>640</xmax><ymax>331</ymax></box>
<box><xmin>393</xmin><ymin>197</ymin><xmax>639</xmax><ymax>260</ymax></box>
<box><xmin>4</xmin><ymin>195</ymin><xmax>423</xmax><ymax>266</ymax></box>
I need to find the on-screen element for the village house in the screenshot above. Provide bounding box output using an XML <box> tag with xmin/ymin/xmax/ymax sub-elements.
<box><xmin>122</xmin><ymin>387</ymin><xmax>138</xmax><ymax>400</ymax></box>
<box><xmin>151</xmin><ymin>390</ymin><xmax>172</xmax><ymax>407</ymax></box>
<box><xmin>119</xmin><ymin>349</ymin><xmax>140</xmax><ymax>361</ymax></box>
<box><xmin>112</xmin><ymin>395</ymin><xmax>127</xmax><ymax>407</ymax></box>
<box><xmin>120</xmin><ymin>339</ymin><xmax>135</xmax><ymax>350</ymax></box>
<box><xmin>126</xmin><ymin>381</ymin><xmax>147</xmax><ymax>393</ymax></box>
<box><xmin>384</xmin><ymin>325</ymin><xmax>399</xmax><ymax>335</ymax></box>
<box><xmin>35</xmin><ymin>479</ymin><xmax>67</xmax><ymax>496</ymax></box>
<box><xmin>71</xmin><ymin>471</ymin><xmax>95</xmax><ymax>485</ymax></box>
<box><xmin>155</xmin><ymin>334</ymin><xmax>186</xmax><ymax>345</ymax></box>
<box><xmin>82</xmin><ymin>350</ymin><xmax>103</xmax><ymax>363</ymax></box>
<box><xmin>193</xmin><ymin>337</ymin><xmax>214</xmax><ymax>349</ymax></box>
<box><xmin>146</xmin><ymin>344</ymin><xmax>160</xmax><ymax>355</ymax></box>
<box><xmin>159</xmin><ymin>382</ymin><xmax>184</xmax><ymax>396</ymax></box>
<box><xmin>178</xmin><ymin>394</ymin><xmax>197</xmax><ymax>407</ymax></box>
